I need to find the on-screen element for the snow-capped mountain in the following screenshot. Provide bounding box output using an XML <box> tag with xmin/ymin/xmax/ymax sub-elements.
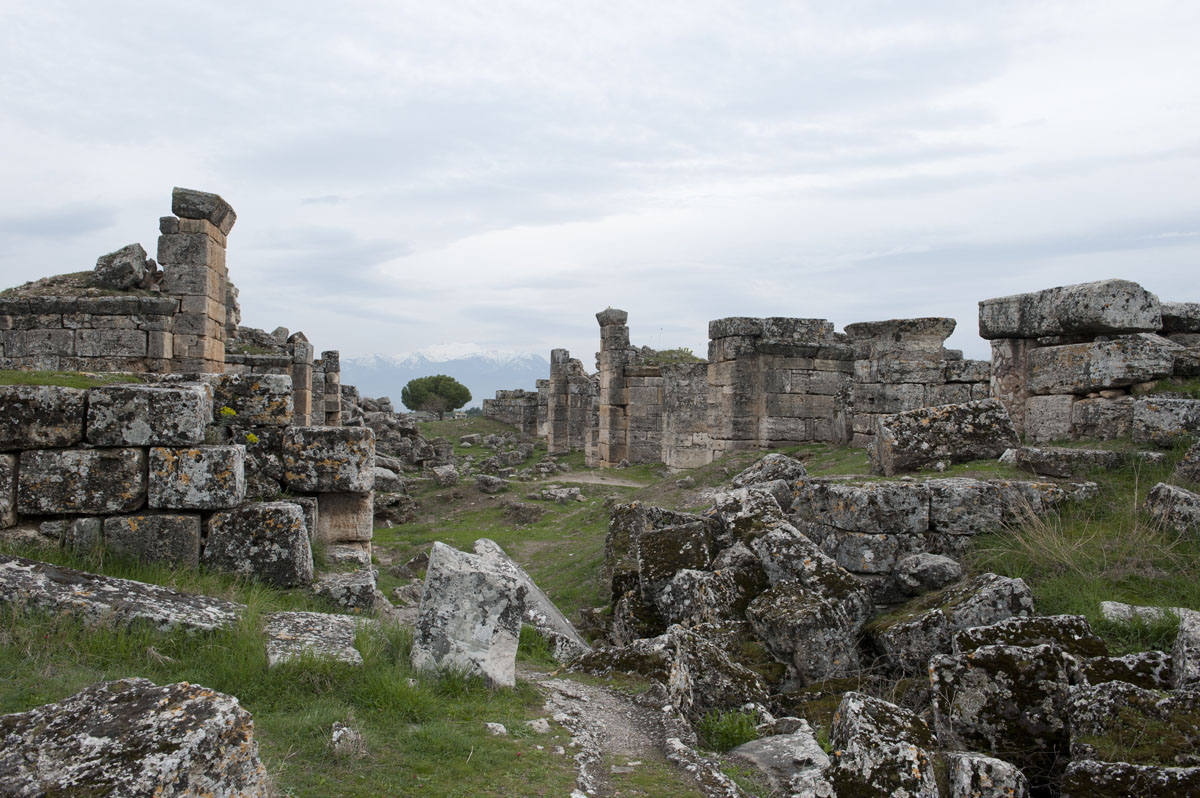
<box><xmin>341</xmin><ymin>346</ymin><xmax>552</xmax><ymax>409</ymax></box>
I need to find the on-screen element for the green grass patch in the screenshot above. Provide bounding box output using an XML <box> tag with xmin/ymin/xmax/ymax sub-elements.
<box><xmin>695</xmin><ymin>708</ymin><xmax>759</xmax><ymax>753</ymax></box>
<box><xmin>0</xmin><ymin>369</ymin><xmax>143</xmax><ymax>389</ymax></box>
<box><xmin>1146</xmin><ymin>376</ymin><xmax>1200</xmax><ymax>400</ymax></box>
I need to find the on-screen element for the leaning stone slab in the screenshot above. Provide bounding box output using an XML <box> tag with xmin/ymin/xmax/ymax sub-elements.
<box><xmin>1133</xmin><ymin>397</ymin><xmax>1200</xmax><ymax>446</ymax></box>
<box><xmin>203</xmin><ymin>502</ymin><xmax>313</xmax><ymax>588</ymax></box>
<box><xmin>87</xmin><ymin>383</ymin><xmax>212</xmax><ymax>446</ymax></box>
<box><xmin>978</xmin><ymin>278</ymin><xmax>1161</xmax><ymax>340</ymax></box>
<box><xmin>1143</xmin><ymin>482</ymin><xmax>1200</xmax><ymax>538</ymax></box>
<box><xmin>473</xmin><ymin>538</ymin><xmax>591</xmax><ymax>662</ymax></box>
<box><xmin>411</xmin><ymin>541</ymin><xmax>527</xmax><ymax>687</ymax></box>
<box><xmin>0</xmin><ymin>385</ymin><xmax>86</xmax><ymax>449</ymax></box>
<box><xmin>148</xmin><ymin>445</ymin><xmax>246</xmax><ymax>510</ymax></box>
<box><xmin>1028</xmin><ymin>333</ymin><xmax>1179</xmax><ymax>395</ymax></box>
<box><xmin>282</xmin><ymin>426</ymin><xmax>375</xmax><ymax>492</ymax></box>
<box><xmin>869</xmin><ymin>399</ymin><xmax>1019</xmax><ymax>476</ymax></box>
<box><xmin>945</xmin><ymin>753</ymin><xmax>1029</xmax><ymax>798</ymax></box>
<box><xmin>93</xmin><ymin>242</ymin><xmax>148</xmax><ymax>289</ymax></box>
<box><xmin>1010</xmin><ymin>445</ymin><xmax>1167</xmax><ymax>478</ymax></box>
<box><xmin>1060</xmin><ymin>760</ymin><xmax>1200</xmax><ymax>797</ymax></box>
<box><xmin>212</xmin><ymin>373</ymin><xmax>293</xmax><ymax>426</ymax></box>
<box><xmin>172</xmin><ymin>186</ymin><xmax>237</xmax><ymax>234</ymax></box>
<box><xmin>18</xmin><ymin>448</ymin><xmax>146</xmax><ymax>514</ymax></box>
<box><xmin>0</xmin><ymin>554</ymin><xmax>242</xmax><ymax>632</ymax></box>
<box><xmin>103</xmin><ymin>513</ymin><xmax>202</xmax><ymax>568</ymax></box>
<box><xmin>0</xmin><ymin>678</ymin><xmax>268</xmax><ymax>797</ymax></box>
<box><xmin>263</xmin><ymin>611</ymin><xmax>368</xmax><ymax>667</ymax></box>
<box><xmin>829</xmin><ymin>692</ymin><xmax>940</xmax><ymax>798</ymax></box>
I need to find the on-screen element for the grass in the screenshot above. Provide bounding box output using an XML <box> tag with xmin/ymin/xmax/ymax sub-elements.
<box><xmin>1146</xmin><ymin>376</ymin><xmax>1200</xmax><ymax>400</ymax></box>
<box><xmin>0</xmin><ymin>368</ymin><xmax>143</xmax><ymax>389</ymax></box>
<box><xmin>695</xmin><ymin>708</ymin><xmax>759</xmax><ymax>753</ymax></box>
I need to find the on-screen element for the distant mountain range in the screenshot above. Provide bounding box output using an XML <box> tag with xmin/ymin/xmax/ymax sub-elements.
<box><xmin>341</xmin><ymin>347</ymin><xmax>552</xmax><ymax>409</ymax></box>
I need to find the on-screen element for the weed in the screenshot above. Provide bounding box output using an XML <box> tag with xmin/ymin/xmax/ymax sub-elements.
<box><xmin>517</xmin><ymin>626</ymin><xmax>557</xmax><ymax>665</ymax></box>
<box><xmin>695</xmin><ymin>709</ymin><xmax>759</xmax><ymax>752</ymax></box>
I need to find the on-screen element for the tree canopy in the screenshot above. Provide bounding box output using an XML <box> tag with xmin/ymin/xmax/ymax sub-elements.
<box><xmin>400</xmin><ymin>374</ymin><xmax>471</xmax><ymax>419</ymax></box>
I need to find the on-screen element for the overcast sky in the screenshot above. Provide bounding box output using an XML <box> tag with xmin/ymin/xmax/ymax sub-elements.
<box><xmin>1</xmin><ymin>1</ymin><xmax>1197</xmax><ymax>366</ymax></box>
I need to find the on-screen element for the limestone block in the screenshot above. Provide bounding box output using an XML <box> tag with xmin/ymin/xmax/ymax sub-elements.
<box><xmin>854</xmin><ymin>357</ymin><xmax>945</xmax><ymax>384</ymax></box>
<box><xmin>1060</xmin><ymin>760</ymin><xmax>1200</xmax><ymax>796</ymax></box>
<box><xmin>793</xmin><ymin>479</ymin><xmax>930</xmax><ymax>534</ymax></box>
<box><xmin>635</xmin><ymin>521</ymin><xmax>713</xmax><ymax>607</ymax></box>
<box><xmin>411</xmin><ymin>541</ymin><xmax>527</xmax><ymax>687</ymax></box>
<box><xmin>283</xmin><ymin>495</ymin><xmax>318</xmax><ymax>539</ymax></box>
<box><xmin>147</xmin><ymin>330</ymin><xmax>173</xmax><ymax>360</ymax></box>
<box><xmin>820</xmin><ymin>530</ymin><xmax>927</xmax><ymax>574</ymax></box>
<box><xmin>282</xmin><ymin>426</ymin><xmax>374</xmax><ymax>492</ymax></box>
<box><xmin>1173</xmin><ymin>610</ymin><xmax>1200</xmax><ymax>689</ymax></box>
<box><xmin>930</xmin><ymin>644</ymin><xmax>1071</xmax><ymax>788</ymax></box>
<box><xmin>945</xmin><ymin>358</ymin><xmax>991</xmax><ymax>383</ymax></box>
<box><xmin>869</xmin><ymin>399</ymin><xmax>1019</xmax><ymax>475</ymax></box>
<box><xmin>844</xmin><ymin>317</ymin><xmax>956</xmax><ymax>356</ymax></box>
<box><xmin>94</xmin><ymin>242</ymin><xmax>147</xmax><ymax>290</ymax></box>
<box><xmin>1072</xmin><ymin>395</ymin><xmax>1134</xmax><ymax>439</ymax></box>
<box><xmin>212</xmin><ymin>373</ymin><xmax>294</xmax><ymax>426</ymax></box>
<box><xmin>1161</xmin><ymin>301</ymin><xmax>1200</xmax><ymax>333</ymax></box>
<box><xmin>60</xmin><ymin>517</ymin><xmax>102</xmax><ymax>554</ymax></box>
<box><xmin>852</xmin><ymin>382</ymin><xmax>926</xmax><ymax>415</ymax></box>
<box><xmin>1177</xmin><ymin>441</ymin><xmax>1200</xmax><ymax>485</ymax></box>
<box><xmin>953</xmin><ymin>614</ymin><xmax>1108</xmax><ymax>658</ymax></box>
<box><xmin>103</xmin><ymin>513</ymin><xmax>202</xmax><ymax>568</ymax></box>
<box><xmin>1025</xmin><ymin>394</ymin><xmax>1076</xmax><ymax>442</ymax></box>
<box><xmin>0</xmin><ymin>553</ymin><xmax>243</xmax><ymax>632</ymax></box>
<box><xmin>979</xmin><ymin>278</ymin><xmax>1161</xmax><ymax>339</ymax></box>
<box><xmin>263</xmin><ymin>611</ymin><xmax>366</xmax><ymax>667</ymax></box>
<box><xmin>893</xmin><ymin>553</ymin><xmax>963</xmax><ymax>596</ymax></box>
<box><xmin>925</xmin><ymin>383</ymin><xmax>972</xmax><ymax>406</ymax></box>
<box><xmin>1028</xmin><ymin>334</ymin><xmax>1178</xmax><ymax>395</ymax></box>
<box><xmin>315</xmin><ymin>492</ymin><xmax>374</xmax><ymax>543</ymax></box>
<box><xmin>829</xmin><ymin>692</ymin><xmax>940</xmax><ymax>798</ymax></box>
<box><xmin>945</xmin><ymin>753</ymin><xmax>1029</xmax><ymax>798</ymax></box>
<box><xmin>312</xmin><ymin>569</ymin><xmax>377</xmax><ymax>612</ymax></box>
<box><xmin>18</xmin><ymin>448</ymin><xmax>146</xmax><ymax>514</ymax></box>
<box><xmin>203</xmin><ymin>502</ymin><xmax>313</xmax><ymax>587</ymax></box>
<box><xmin>731</xmin><ymin>452</ymin><xmax>807</xmax><ymax>487</ymax></box>
<box><xmin>0</xmin><ymin>385</ymin><xmax>86</xmax><ymax>449</ymax></box>
<box><xmin>1079</xmin><ymin>650</ymin><xmax>1174</xmax><ymax>690</ymax></box>
<box><xmin>746</xmin><ymin>581</ymin><xmax>868</xmax><ymax>683</ymax></box>
<box><xmin>148</xmin><ymin>446</ymin><xmax>246</xmax><ymax>510</ymax></box>
<box><xmin>1144</xmin><ymin>482</ymin><xmax>1200</xmax><ymax>538</ymax></box>
<box><xmin>1133</xmin><ymin>396</ymin><xmax>1200</xmax><ymax>446</ymax></box>
<box><xmin>729</xmin><ymin>722</ymin><xmax>833</xmax><ymax>797</ymax></box>
<box><xmin>927</xmin><ymin>478</ymin><xmax>1005</xmax><ymax>536</ymax></box>
<box><xmin>172</xmin><ymin>186</ymin><xmax>237</xmax><ymax>234</ymax></box>
<box><xmin>708</xmin><ymin>316</ymin><xmax>762</xmax><ymax>339</ymax></box>
<box><xmin>87</xmin><ymin>383</ymin><xmax>212</xmax><ymax>446</ymax></box>
<box><xmin>1012</xmin><ymin>445</ymin><xmax>1166</xmax><ymax>478</ymax></box>
<box><xmin>0</xmin><ymin>454</ymin><xmax>15</xmax><ymax>527</ymax></box>
<box><xmin>0</xmin><ymin>678</ymin><xmax>267</xmax><ymax>797</ymax></box>
<box><xmin>75</xmin><ymin>329</ymin><xmax>147</xmax><ymax>358</ymax></box>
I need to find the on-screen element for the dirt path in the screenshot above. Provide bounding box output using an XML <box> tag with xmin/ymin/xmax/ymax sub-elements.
<box><xmin>550</xmin><ymin>472</ymin><xmax>646</xmax><ymax>488</ymax></box>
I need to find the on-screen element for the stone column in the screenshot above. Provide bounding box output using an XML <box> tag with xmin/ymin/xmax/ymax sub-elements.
<box><xmin>321</xmin><ymin>350</ymin><xmax>341</xmax><ymax>425</ymax></box>
<box><xmin>596</xmin><ymin>309</ymin><xmax>630</xmax><ymax>466</ymax></box>
<box><xmin>547</xmin><ymin>348</ymin><xmax>571</xmax><ymax>455</ymax></box>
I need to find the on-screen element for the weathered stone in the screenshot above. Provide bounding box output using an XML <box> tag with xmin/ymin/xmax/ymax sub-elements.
<box><xmin>0</xmin><ymin>454</ymin><xmax>14</xmax><ymax>528</ymax></box>
<box><xmin>371</xmin><ymin>465</ymin><xmax>403</xmax><ymax>493</ymax></box>
<box><xmin>1068</xmin><ymin>679</ymin><xmax>1200</xmax><ymax>767</ymax></box>
<box><xmin>475</xmin><ymin>474</ymin><xmax>509</xmax><ymax>494</ymax></box>
<box><xmin>731</xmin><ymin>452</ymin><xmax>808</xmax><ymax>488</ymax></box>
<box><xmin>746</xmin><ymin>581</ymin><xmax>868</xmax><ymax>685</ymax></box>
<box><xmin>1071</xmin><ymin>395</ymin><xmax>1135</xmax><ymax>439</ymax></box>
<box><xmin>148</xmin><ymin>445</ymin><xmax>246</xmax><ymax>510</ymax></box>
<box><xmin>1173</xmin><ymin>609</ymin><xmax>1200</xmax><ymax>689</ymax></box>
<box><xmin>0</xmin><ymin>385</ymin><xmax>86</xmax><ymax>449</ymax></box>
<box><xmin>1134</xmin><ymin>397</ymin><xmax>1200</xmax><ymax>446</ymax></box>
<box><xmin>172</xmin><ymin>186</ymin><xmax>237</xmax><ymax>234</ymax></box>
<box><xmin>931</xmin><ymin>644</ymin><xmax>1071</xmax><ymax>789</ymax></box>
<box><xmin>324</xmin><ymin>542</ymin><xmax>371</xmax><ymax>568</ymax></box>
<box><xmin>312</xmin><ymin>569</ymin><xmax>377</xmax><ymax>612</ymax></box>
<box><xmin>819</xmin><ymin>528</ymin><xmax>927</xmax><ymax>574</ymax></box>
<box><xmin>793</xmin><ymin>479</ymin><xmax>929</xmax><ymax>534</ymax></box>
<box><xmin>18</xmin><ymin>448</ymin><xmax>146</xmax><ymax>514</ymax></box>
<box><xmin>893</xmin><ymin>552</ymin><xmax>963</xmax><ymax>596</ymax></box>
<box><xmin>870</xmin><ymin>573</ymin><xmax>1035</xmax><ymax>675</ymax></box>
<box><xmin>945</xmin><ymin>752</ymin><xmax>1030</xmax><ymax>798</ymax></box>
<box><xmin>1080</xmin><ymin>650</ymin><xmax>1174</xmax><ymax>690</ymax></box>
<box><xmin>1161</xmin><ymin>301</ymin><xmax>1200</xmax><ymax>333</ymax></box>
<box><xmin>0</xmin><ymin>554</ymin><xmax>242</xmax><ymax>632</ymax></box>
<box><xmin>869</xmin><ymin>399</ymin><xmax>1019</xmax><ymax>476</ymax></box>
<box><xmin>474</xmin><ymin>538</ymin><xmax>591</xmax><ymax>662</ymax></box>
<box><xmin>927</xmin><ymin>478</ymin><xmax>1005</xmax><ymax>536</ymax></box>
<box><xmin>282</xmin><ymin>425</ymin><xmax>374</xmax><ymax>492</ymax></box>
<box><xmin>635</xmin><ymin>521</ymin><xmax>713</xmax><ymax>607</ymax></box>
<box><xmin>704</xmin><ymin>486</ymin><xmax>786</xmax><ymax>545</ymax></box>
<box><xmin>212</xmin><ymin>374</ymin><xmax>293</xmax><ymax>426</ymax></box>
<box><xmin>315</xmin><ymin>492</ymin><xmax>373</xmax><ymax>544</ymax></box>
<box><xmin>1028</xmin><ymin>334</ymin><xmax>1179</xmax><ymax>395</ymax></box>
<box><xmin>1025</xmin><ymin>393</ymin><xmax>1077</xmax><ymax>442</ymax></box>
<box><xmin>93</xmin><ymin>242</ymin><xmax>148</xmax><ymax>290</ymax></box>
<box><xmin>658</xmin><ymin>567</ymin><xmax>760</xmax><ymax>628</ymax></box>
<box><xmin>829</xmin><ymin>692</ymin><xmax>940</xmax><ymax>798</ymax></box>
<box><xmin>58</xmin><ymin>517</ymin><xmax>102</xmax><ymax>553</ymax></box>
<box><xmin>1011</xmin><ymin>445</ymin><xmax>1166</xmax><ymax>478</ymax></box>
<box><xmin>1177</xmin><ymin>441</ymin><xmax>1200</xmax><ymax>485</ymax></box>
<box><xmin>282</xmin><ymin>494</ymin><xmax>318</xmax><ymax>540</ymax></box>
<box><xmin>203</xmin><ymin>502</ymin><xmax>313</xmax><ymax>588</ymax></box>
<box><xmin>103</xmin><ymin>513</ymin><xmax>202</xmax><ymax>568</ymax></box>
<box><xmin>263</xmin><ymin>611</ymin><xmax>366</xmax><ymax>667</ymax></box>
<box><xmin>411</xmin><ymin>542</ymin><xmax>527</xmax><ymax>687</ymax></box>
<box><xmin>87</xmin><ymin>383</ymin><xmax>212</xmax><ymax>446</ymax></box>
<box><xmin>431</xmin><ymin>463</ymin><xmax>459</xmax><ymax>486</ymax></box>
<box><xmin>1144</xmin><ymin>482</ymin><xmax>1200</xmax><ymax>538</ymax></box>
<box><xmin>1060</xmin><ymin>760</ymin><xmax>1200</xmax><ymax>797</ymax></box>
<box><xmin>729</xmin><ymin>721</ymin><xmax>834</xmax><ymax>798</ymax></box>
<box><xmin>0</xmin><ymin>678</ymin><xmax>267</xmax><ymax>797</ymax></box>
<box><xmin>979</xmin><ymin>279</ymin><xmax>1162</xmax><ymax>339</ymax></box>
<box><xmin>953</xmin><ymin>613</ymin><xmax>1108</xmax><ymax>657</ymax></box>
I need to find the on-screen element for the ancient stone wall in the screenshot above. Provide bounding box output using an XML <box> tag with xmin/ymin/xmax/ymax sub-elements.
<box><xmin>481</xmin><ymin>388</ymin><xmax>539</xmax><ymax>436</ymax></box>
<box><xmin>979</xmin><ymin>279</ymin><xmax>1200</xmax><ymax>442</ymax></box>
<box><xmin>545</xmin><ymin>349</ymin><xmax>596</xmax><ymax>455</ymax></box>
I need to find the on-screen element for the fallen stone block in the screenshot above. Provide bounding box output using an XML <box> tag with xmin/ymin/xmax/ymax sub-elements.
<box><xmin>311</xmin><ymin>569</ymin><xmax>377</xmax><ymax>612</ymax></box>
<box><xmin>945</xmin><ymin>753</ymin><xmax>1029</xmax><ymax>798</ymax></box>
<box><xmin>731</xmin><ymin>452</ymin><xmax>807</xmax><ymax>487</ymax></box>
<box><xmin>87</xmin><ymin>383</ymin><xmax>212</xmax><ymax>446</ymax></box>
<box><xmin>829</xmin><ymin>692</ymin><xmax>940</xmax><ymax>798</ymax></box>
<box><xmin>263</xmin><ymin>611</ymin><xmax>367</xmax><ymax>667</ymax></box>
<box><xmin>927</xmin><ymin>478</ymin><xmax>1005</xmax><ymax>535</ymax></box>
<box><xmin>474</xmin><ymin>538</ymin><xmax>591</xmax><ymax>662</ymax></box>
<box><xmin>0</xmin><ymin>678</ymin><xmax>267</xmax><ymax>797</ymax></box>
<box><xmin>431</xmin><ymin>464</ymin><xmax>459</xmax><ymax>487</ymax></box>
<box><xmin>211</xmin><ymin>373</ymin><xmax>293</xmax><ymax>426</ymax></box>
<box><xmin>103</xmin><ymin>513</ymin><xmax>202</xmax><ymax>568</ymax></box>
<box><xmin>793</xmin><ymin>479</ymin><xmax>929</xmax><ymax>534</ymax></box>
<box><xmin>283</xmin><ymin>426</ymin><xmax>375</xmax><ymax>492</ymax></box>
<box><xmin>952</xmin><ymin>613</ymin><xmax>1108</xmax><ymax>658</ymax></box>
<box><xmin>1176</xmin><ymin>441</ymin><xmax>1200</xmax><ymax>484</ymax></box>
<box><xmin>0</xmin><ymin>554</ymin><xmax>242</xmax><ymax>632</ymax></box>
<box><xmin>635</xmin><ymin>521</ymin><xmax>713</xmax><ymax>607</ymax></box>
<box><xmin>18</xmin><ymin>448</ymin><xmax>146</xmax><ymax>515</ymax></box>
<box><xmin>1134</xmin><ymin>397</ymin><xmax>1200</xmax><ymax>446</ymax></box>
<box><xmin>1060</xmin><ymin>760</ymin><xmax>1200</xmax><ymax>797</ymax></box>
<box><xmin>1028</xmin><ymin>334</ymin><xmax>1179</xmax><ymax>395</ymax></box>
<box><xmin>373</xmin><ymin>465</ymin><xmax>404</xmax><ymax>492</ymax></box>
<box><xmin>1068</xmin><ymin>680</ymin><xmax>1200</xmax><ymax>767</ymax></box>
<box><xmin>1173</xmin><ymin>609</ymin><xmax>1200</xmax><ymax>689</ymax></box>
<box><xmin>1011</xmin><ymin>445</ymin><xmax>1167</xmax><ymax>478</ymax></box>
<box><xmin>819</xmin><ymin>528</ymin><xmax>927</xmax><ymax>574</ymax></box>
<box><xmin>705</xmin><ymin>486</ymin><xmax>786</xmax><ymax>544</ymax></box>
<box><xmin>978</xmin><ymin>278</ymin><xmax>1161</xmax><ymax>340</ymax></box>
<box><xmin>475</xmin><ymin>474</ymin><xmax>509</xmax><ymax>494</ymax></box>
<box><xmin>148</xmin><ymin>445</ymin><xmax>246</xmax><ymax>510</ymax></box>
<box><xmin>893</xmin><ymin>552</ymin><xmax>963</xmax><ymax>596</ymax></box>
<box><xmin>729</xmin><ymin>721</ymin><xmax>833</xmax><ymax>797</ymax></box>
<box><xmin>324</xmin><ymin>542</ymin><xmax>372</xmax><ymax>568</ymax></box>
<box><xmin>94</xmin><ymin>242</ymin><xmax>148</xmax><ymax>289</ymax></box>
<box><xmin>203</xmin><ymin>502</ymin><xmax>313</xmax><ymax>588</ymax></box>
<box><xmin>747</xmin><ymin>581</ymin><xmax>870</xmax><ymax>685</ymax></box>
<box><xmin>0</xmin><ymin>453</ymin><xmax>14</xmax><ymax>528</ymax></box>
<box><xmin>869</xmin><ymin>399</ymin><xmax>1019</xmax><ymax>476</ymax></box>
<box><xmin>1144</xmin><ymin>482</ymin><xmax>1200</xmax><ymax>538</ymax></box>
<box><xmin>1079</xmin><ymin>650</ymin><xmax>1174</xmax><ymax>690</ymax></box>
<box><xmin>0</xmin><ymin>385</ymin><xmax>86</xmax><ymax>449</ymax></box>
<box><xmin>411</xmin><ymin>541</ymin><xmax>527</xmax><ymax>687</ymax></box>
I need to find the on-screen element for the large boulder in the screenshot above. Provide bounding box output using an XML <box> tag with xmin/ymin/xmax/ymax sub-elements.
<box><xmin>411</xmin><ymin>542</ymin><xmax>527</xmax><ymax>687</ymax></box>
<box><xmin>869</xmin><ymin>399</ymin><xmax>1019</xmax><ymax>476</ymax></box>
<box><xmin>828</xmin><ymin>692</ymin><xmax>940</xmax><ymax>798</ymax></box>
<box><xmin>978</xmin><ymin>279</ymin><xmax>1162</xmax><ymax>340</ymax></box>
<box><xmin>0</xmin><ymin>678</ymin><xmax>267</xmax><ymax>796</ymax></box>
